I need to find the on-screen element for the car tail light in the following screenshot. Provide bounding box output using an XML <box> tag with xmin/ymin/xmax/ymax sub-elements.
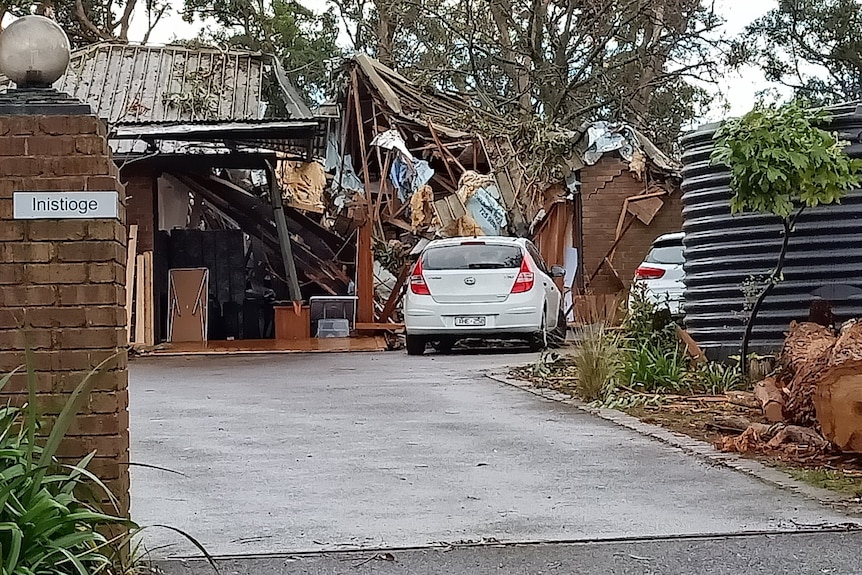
<box><xmin>410</xmin><ymin>258</ymin><xmax>431</xmax><ymax>295</ymax></box>
<box><xmin>635</xmin><ymin>266</ymin><xmax>666</xmax><ymax>280</ymax></box>
<box><xmin>511</xmin><ymin>258</ymin><xmax>535</xmax><ymax>293</ymax></box>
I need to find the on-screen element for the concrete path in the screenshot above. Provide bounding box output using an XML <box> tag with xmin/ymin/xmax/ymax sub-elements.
<box><xmin>129</xmin><ymin>350</ymin><xmax>856</xmax><ymax>557</ymax></box>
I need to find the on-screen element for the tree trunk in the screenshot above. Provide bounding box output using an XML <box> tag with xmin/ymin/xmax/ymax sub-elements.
<box><xmin>812</xmin><ymin>320</ymin><xmax>862</xmax><ymax>452</ymax></box>
<box><xmin>741</xmin><ymin>219</ymin><xmax>792</xmax><ymax>379</ymax></box>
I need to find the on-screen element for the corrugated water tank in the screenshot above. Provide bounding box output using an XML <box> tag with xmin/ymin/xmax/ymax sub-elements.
<box><xmin>680</xmin><ymin>103</ymin><xmax>862</xmax><ymax>359</ymax></box>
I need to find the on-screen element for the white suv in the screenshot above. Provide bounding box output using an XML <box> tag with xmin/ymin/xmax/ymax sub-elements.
<box><xmin>632</xmin><ymin>232</ymin><xmax>685</xmax><ymax>315</ymax></box>
<box><xmin>404</xmin><ymin>237</ymin><xmax>566</xmax><ymax>355</ymax></box>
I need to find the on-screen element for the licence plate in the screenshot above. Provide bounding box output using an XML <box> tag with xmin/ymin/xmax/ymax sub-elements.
<box><xmin>455</xmin><ymin>316</ymin><xmax>486</xmax><ymax>327</ymax></box>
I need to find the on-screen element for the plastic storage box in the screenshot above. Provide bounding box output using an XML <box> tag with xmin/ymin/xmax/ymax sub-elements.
<box><xmin>316</xmin><ymin>318</ymin><xmax>350</xmax><ymax>338</ymax></box>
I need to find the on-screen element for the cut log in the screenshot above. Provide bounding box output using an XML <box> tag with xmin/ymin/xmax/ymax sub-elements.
<box><xmin>725</xmin><ymin>391</ymin><xmax>761</xmax><ymax>410</ymax></box>
<box><xmin>812</xmin><ymin>320</ymin><xmax>862</xmax><ymax>452</ymax></box>
<box><xmin>766</xmin><ymin>425</ymin><xmax>830</xmax><ymax>451</ymax></box>
<box><xmin>754</xmin><ymin>376</ymin><xmax>785</xmax><ymax>423</ymax></box>
<box><xmin>779</xmin><ymin>321</ymin><xmax>836</xmax><ymax>376</ymax></box>
<box><xmin>713</xmin><ymin>416</ymin><xmax>830</xmax><ymax>453</ymax></box>
<box><xmin>712</xmin><ymin>415</ymin><xmax>753</xmax><ymax>432</ymax></box>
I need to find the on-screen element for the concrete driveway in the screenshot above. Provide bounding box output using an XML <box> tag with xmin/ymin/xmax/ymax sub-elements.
<box><xmin>129</xmin><ymin>350</ymin><xmax>856</xmax><ymax>557</ymax></box>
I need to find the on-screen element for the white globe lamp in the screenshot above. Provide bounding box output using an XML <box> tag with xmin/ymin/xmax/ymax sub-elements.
<box><xmin>0</xmin><ymin>15</ymin><xmax>71</xmax><ymax>89</ymax></box>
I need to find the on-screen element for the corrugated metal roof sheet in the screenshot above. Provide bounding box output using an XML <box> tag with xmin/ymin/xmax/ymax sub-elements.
<box><xmin>1</xmin><ymin>42</ymin><xmax>313</xmax><ymax>122</ymax></box>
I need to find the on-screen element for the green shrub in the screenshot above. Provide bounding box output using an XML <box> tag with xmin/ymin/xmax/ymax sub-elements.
<box><xmin>572</xmin><ymin>325</ymin><xmax>623</xmax><ymax>402</ymax></box>
<box><xmin>621</xmin><ymin>282</ymin><xmax>656</xmax><ymax>348</ymax></box>
<box><xmin>622</xmin><ymin>340</ymin><xmax>687</xmax><ymax>393</ymax></box>
<box><xmin>0</xmin><ymin>363</ymin><xmax>132</xmax><ymax>575</ymax></box>
<box><xmin>690</xmin><ymin>360</ymin><xmax>746</xmax><ymax>395</ymax></box>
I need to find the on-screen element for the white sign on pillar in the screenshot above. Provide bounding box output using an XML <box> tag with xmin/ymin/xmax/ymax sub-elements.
<box><xmin>13</xmin><ymin>191</ymin><xmax>119</xmax><ymax>220</ymax></box>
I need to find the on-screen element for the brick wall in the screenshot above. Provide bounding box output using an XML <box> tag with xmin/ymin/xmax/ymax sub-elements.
<box><xmin>580</xmin><ymin>154</ymin><xmax>683</xmax><ymax>294</ymax></box>
<box><xmin>122</xmin><ymin>166</ymin><xmax>156</xmax><ymax>254</ymax></box>
<box><xmin>0</xmin><ymin>114</ymin><xmax>130</xmax><ymax>515</ymax></box>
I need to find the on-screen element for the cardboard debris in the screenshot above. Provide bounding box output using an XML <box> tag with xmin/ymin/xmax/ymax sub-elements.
<box><xmin>410</xmin><ymin>184</ymin><xmax>435</xmax><ymax>230</ymax></box>
<box><xmin>278</xmin><ymin>160</ymin><xmax>327</xmax><ymax>213</ymax></box>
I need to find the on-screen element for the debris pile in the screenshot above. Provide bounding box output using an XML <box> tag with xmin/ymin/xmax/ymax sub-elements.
<box><xmin>720</xmin><ymin>319</ymin><xmax>862</xmax><ymax>455</ymax></box>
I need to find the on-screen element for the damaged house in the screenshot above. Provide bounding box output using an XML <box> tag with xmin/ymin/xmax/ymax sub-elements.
<box><xmin>0</xmin><ymin>43</ymin><xmax>369</xmax><ymax>350</ymax></box>
<box><xmin>335</xmin><ymin>55</ymin><xmax>683</xmax><ymax>326</ymax></box>
<box><xmin>2</xmin><ymin>44</ymin><xmax>682</xmax><ymax>350</ymax></box>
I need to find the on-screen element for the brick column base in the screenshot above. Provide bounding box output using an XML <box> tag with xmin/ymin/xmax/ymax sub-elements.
<box><xmin>0</xmin><ymin>114</ymin><xmax>130</xmax><ymax>515</ymax></box>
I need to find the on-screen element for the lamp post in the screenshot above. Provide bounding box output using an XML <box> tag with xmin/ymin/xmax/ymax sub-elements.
<box><xmin>0</xmin><ymin>15</ymin><xmax>89</xmax><ymax>115</ymax></box>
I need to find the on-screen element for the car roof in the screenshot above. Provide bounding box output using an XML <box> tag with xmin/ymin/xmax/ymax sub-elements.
<box><xmin>424</xmin><ymin>236</ymin><xmax>528</xmax><ymax>249</ymax></box>
<box><xmin>653</xmin><ymin>232</ymin><xmax>684</xmax><ymax>244</ymax></box>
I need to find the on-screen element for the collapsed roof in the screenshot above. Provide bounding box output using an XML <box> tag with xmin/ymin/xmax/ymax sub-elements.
<box><xmin>344</xmin><ymin>54</ymin><xmax>682</xmax><ymax>237</ymax></box>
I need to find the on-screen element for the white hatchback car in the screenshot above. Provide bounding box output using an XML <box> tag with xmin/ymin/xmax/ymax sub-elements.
<box><xmin>404</xmin><ymin>237</ymin><xmax>566</xmax><ymax>355</ymax></box>
<box><xmin>632</xmin><ymin>232</ymin><xmax>685</xmax><ymax>315</ymax></box>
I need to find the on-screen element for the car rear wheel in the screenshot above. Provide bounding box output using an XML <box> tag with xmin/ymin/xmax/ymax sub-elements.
<box><xmin>549</xmin><ymin>308</ymin><xmax>568</xmax><ymax>347</ymax></box>
<box><xmin>406</xmin><ymin>335</ymin><xmax>427</xmax><ymax>356</ymax></box>
<box><xmin>529</xmin><ymin>313</ymin><xmax>548</xmax><ymax>352</ymax></box>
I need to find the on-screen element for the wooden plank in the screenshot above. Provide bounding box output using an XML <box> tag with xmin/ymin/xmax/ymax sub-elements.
<box><xmin>587</xmin><ymin>215</ymin><xmax>636</xmax><ymax>285</ymax></box>
<box><xmin>356</xmin><ymin>322</ymin><xmax>405</xmax><ymax>331</ymax></box>
<box><xmin>377</xmin><ymin>260</ymin><xmax>412</xmax><ymax>323</ymax></box>
<box><xmin>371</xmin><ymin>102</ymin><xmax>390</xmax><ymax>227</ymax></box>
<box><xmin>134</xmin><ymin>254</ymin><xmax>145</xmax><ymax>345</ymax></box>
<box><xmin>125</xmin><ymin>225</ymin><xmax>138</xmax><ymax>345</ymax></box>
<box><xmin>483</xmin><ymin>137</ymin><xmax>527</xmax><ymax>234</ymax></box>
<box><xmin>609</xmin><ymin>199</ymin><xmax>630</xmax><ymax>264</ymax></box>
<box><xmin>627</xmin><ymin>194</ymin><xmax>665</xmax><ymax>225</ymax></box>
<box><xmin>357</xmin><ymin>214</ymin><xmax>375</xmax><ymax>324</ymax></box>
<box><xmin>385</xmin><ymin>216</ymin><xmax>413</xmax><ymax>232</ymax></box>
<box><xmin>427</xmin><ymin>119</ymin><xmax>458</xmax><ymax>187</ymax></box>
<box><xmin>432</xmin><ymin>194</ymin><xmax>467</xmax><ymax>228</ymax></box>
<box><xmin>351</xmin><ymin>69</ymin><xmax>373</xmax><ymax>208</ymax></box>
<box><xmin>144</xmin><ymin>251</ymin><xmax>155</xmax><ymax>346</ymax></box>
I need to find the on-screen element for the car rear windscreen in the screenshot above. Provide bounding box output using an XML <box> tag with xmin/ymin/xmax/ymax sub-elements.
<box><xmin>645</xmin><ymin>242</ymin><xmax>684</xmax><ymax>265</ymax></box>
<box><xmin>422</xmin><ymin>244</ymin><xmax>524</xmax><ymax>270</ymax></box>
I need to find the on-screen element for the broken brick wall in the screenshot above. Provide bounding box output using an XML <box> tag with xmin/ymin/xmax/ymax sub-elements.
<box><xmin>580</xmin><ymin>154</ymin><xmax>683</xmax><ymax>294</ymax></box>
<box><xmin>0</xmin><ymin>114</ymin><xmax>130</xmax><ymax>515</ymax></box>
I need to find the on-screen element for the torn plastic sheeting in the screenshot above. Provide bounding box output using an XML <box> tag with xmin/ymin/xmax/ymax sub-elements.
<box><xmin>389</xmin><ymin>156</ymin><xmax>434</xmax><ymax>201</ymax></box>
<box><xmin>583</xmin><ymin>121</ymin><xmax>637</xmax><ymax>165</ymax></box>
<box><xmin>464</xmin><ymin>184</ymin><xmax>507</xmax><ymax>236</ymax></box>
<box><xmin>371</xmin><ymin>129</ymin><xmax>412</xmax><ymax>159</ymax></box>
<box><xmin>324</xmin><ymin>126</ymin><xmax>341</xmax><ymax>171</ymax></box>
<box><xmin>374</xmin><ymin>260</ymin><xmax>397</xmax><ymax>302</ymax></box>
<box><xmin>332</xmin><ymin>154</ymin><xmax>364</xmax><ymax>211</ymax></box>
<box><xmin>565</xmin><ymin>171</ymin><xmax>580</xmax><ymax>193</ymax></box>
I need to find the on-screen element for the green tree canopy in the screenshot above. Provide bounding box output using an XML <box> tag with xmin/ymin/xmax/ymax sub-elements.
<box><xmin>712</xmin><ymin>102</ymin><xmax>862</xmax><ymax>219</ymax></box>
<box><xmin>734</xmin><ymin>0</ymin><xmax>862</xmax><ymax>104</ymax></box>
<box><xmin>182</xmin><ymin>0</ymin><xmax>342</xmax><ymax>104</ymax></box>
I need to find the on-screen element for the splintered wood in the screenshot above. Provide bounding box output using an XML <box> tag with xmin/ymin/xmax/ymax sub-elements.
<box><xmin>754</xmin><ymin>376</ymin><xmax>785</xmax><ymax>423</ymax></box>
<box><xmin>781</xmin><ymin>321</ymin><xmax>837</xmax><ymax>427</ymax></box>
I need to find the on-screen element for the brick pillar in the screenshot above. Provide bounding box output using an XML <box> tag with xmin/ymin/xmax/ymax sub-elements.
<box><xmin>0</xmin><ymin>114</ymin><xmax>130</xmax><ymax>515</ymax></box>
